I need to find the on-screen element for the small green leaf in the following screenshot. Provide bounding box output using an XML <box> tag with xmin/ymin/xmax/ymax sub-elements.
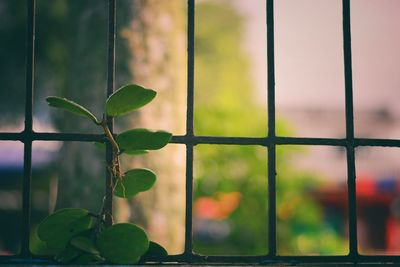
<box><xmin>37</xmin><ymin>208</ymin><xmax>92</xmax><ymax>252</ymax></box>
<box><xmin>55</xmin><ymin>245</ymin><xmax>82</xmax><ymax>263</ymax></box>
<box><xmin>114</xmin><ymin>169</ymin><xmax>156</xmax><ymax>198</ymax></box>
<box><xmin>97</xmin><ymin>223</ymin><xmax>149</xmax><ymax>264</ymax></box>
<box><xmin>46</xmin><ymin>96</ymin><xmax>99</xmax><ymax>124</ymax></box>
<box><xmin>141</xmin><ymin>241</ymin><xmax>168</xmax><ymax>258</ymax></box>
<box><xmin>117</xmin><ymin>129</ymin><xmax>172</xmax><ymax>152</ymax></box>
<box><xmin>106</xmin><ymin>84</ymin><xmax>156</xmax><ymax>116</ymax></box>
<box><xmin>70</xmin><ymin>236</ymin><xmax>99</xmax><ymax>255</ymax></box>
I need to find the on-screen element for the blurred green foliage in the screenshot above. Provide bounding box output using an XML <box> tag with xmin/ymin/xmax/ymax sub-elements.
<box><xmin>0</xmin><ymin>0</ymin><xmax>348</xmax><ymax>257</ymax></box>
<box><xmin>193</xmin><ymin>1</ymin><xmax>347</xmax><ymax>256</ymax></box>
<box><xmin>194</xmin><ymin>2</ymin><xmax>267</xmax><ymax>137</ymax></box>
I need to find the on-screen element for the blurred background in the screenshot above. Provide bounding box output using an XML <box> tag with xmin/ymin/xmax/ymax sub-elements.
<box><xmin>1</xmin><ymin>0</ymin><xmax>400</xmax><ymax>257</ymax></box>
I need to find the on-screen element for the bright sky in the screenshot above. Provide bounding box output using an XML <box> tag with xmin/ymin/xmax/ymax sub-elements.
<box><xmin>231</xmin><ymin>0</ymin><xmax>400</xmax><ymax>178</ymax></box>
<box><xmin>233</xmin><ymin>0</ymin><xmax>400</xmax><ymax>113</ymax></box>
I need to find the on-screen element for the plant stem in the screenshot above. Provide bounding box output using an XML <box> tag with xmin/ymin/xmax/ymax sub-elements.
<box><xmin>100</xmin><ymin>120</ymin><xmax>122</xmax><ymax>177</ymax></box>
<box><xmin>101</xmin><ymin>121</ymin><xmax>120</xmax><ymax>154</ymax></box>
<box><xmin>99</xmin><ymin>118</ymin><xmax>122</xmax><ymax>226</ymax></box>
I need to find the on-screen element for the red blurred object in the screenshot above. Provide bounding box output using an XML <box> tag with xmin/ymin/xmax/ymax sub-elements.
<box><xmin>386</xmin><ymin>217</ymin><xmax>400</xmax><ymax>254</ymax></box>
<box><xmin>312</xmin><ymin>176</ymin><xmax>400</xmax><ymax>254</ymax></box>
<box><xmin>357</xmin><ymin>174</ymin><xmax>375</xmax><ymax>197</ymax></box>
<box><xmin>194</xmin><ymin>192</ymin><xmax>242</xmax><ymax>221</ymax></box>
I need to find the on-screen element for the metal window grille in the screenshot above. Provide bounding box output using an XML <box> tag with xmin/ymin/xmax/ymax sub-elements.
<box><xmin>1</xmin><ymin>0</ymin><xmax>400</xmax><ymax>265</ymax></box>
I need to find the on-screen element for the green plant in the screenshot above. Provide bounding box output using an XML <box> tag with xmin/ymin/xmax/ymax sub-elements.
<box><xmin>30</xmin><ymin>84</ymin><xmax>171</xmax><ymax>264</ymax></box>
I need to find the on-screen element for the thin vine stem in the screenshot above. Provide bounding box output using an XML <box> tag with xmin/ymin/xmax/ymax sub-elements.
<box><xmin>98</xmin><ymin>117</ymin><xmax>123</xmax><ymax>224</ymax></box>
<box><xmin>100</xmin><ymin>120</ymin><xmax>120</xmax><ymax>154</ymax></box>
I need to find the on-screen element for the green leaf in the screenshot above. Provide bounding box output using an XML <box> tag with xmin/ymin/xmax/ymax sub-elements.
<box><xmin>124</xmin><ymin>149</ymin><xmax>149</xmax><ymax>156</ymax></box>
<box><xmin>141</xmin><ymin>241</ymin><xmax>168</xmax><ymax>258</ymax></box>
<box><xmin>97</xmin><ymin>223</ymin><xmax>149</xmax><ymax>264</ymax></box>
<box><xmin>37</xmin><ymin>208</ymin><xmax>93</xmax><ymax>252</ymax></box>
<box><xmin>70</xmin><ymin>236</ymin><xmax>99</xmax><ymax>255</ymax></box>
<box><xmin>117</xmin><ymin>129</ymin><xmax>172</xmax><ymax>152</ymax></box>
<box><xmin>46</xmin><ymin>96</ymin><xmax>99</xmax><ymax>124</ymax></box>
<box><xmin>114</xmin><ymin>169</ymin><xmax>156</xmax><ymax>198</ymax></box>
<box><xmin>55</xmin><ymin>245</ymin><xmax>82</xmax><ymax>263</ymax></box>
<box><xmin>69</xmin><ymin>214</ymin><xmax>94</xmax><ymax>231</ymax></box>
<box><xmin>29</xmin><ymin>225</ymin><xmax>57</xmax><ymax>256</ymax></box>
<box><xmin>105</xmin><ymin>84</ymin><xmax>156</xmax><ymax>116</ymax></box>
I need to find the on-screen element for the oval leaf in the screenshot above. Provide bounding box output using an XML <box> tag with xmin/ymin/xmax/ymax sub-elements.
<box><xmin>46</xmin><ymin>96</ymin><xmax>99</xmax><ymax>124</ymax></box>
<box><xmin>114</xmin><ymin>169</ymin><xmax>156</xmax><ymax>198</ymax></box>
<box><xmin>97</xmin><ymin>223</ymin><xmax>149</xmax><ymax>264</ymax></box>
<box><xmin>117</xmin><ymin>129</ymin><xmax>172</xmax><ymax>152</ymax></box>
<box><xmin>37</xmin><ymin>208</ymin><xmax>92</xmax><ymax>252</ymax></box>
<box><xmin>69</xmin><ymin>215</ymin><xmax>94</xmax><ymax>231</ymax></box>
<box><xmin>123</xmin><ymin>149</ymin><xmax>148</xmax><ymax>156</ymax></box>
<box><xmin>29</xmin><ymin>226</ymin><xmax>57</xmax><ymax>256</ymax></box>
<box><xmin>141</xmin><ymin>241</ymin><xmax>168</xmax><ymax>259</ymax></box>
<box><xmin>106</xmin><ymin>84</ymin><xmax>156</xmax><ymax>116</ymax></box>
<box><xmin>55</xmin><ymin>245</ymin><xmax>82</xmax><ymax>263</ymax></box>
<box><xmin>70</xmin><ymin>236</ymin><xmax>99</xmax><ymax>255</ymax></box>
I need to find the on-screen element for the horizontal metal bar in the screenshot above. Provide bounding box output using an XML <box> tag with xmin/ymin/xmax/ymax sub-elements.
<box><xmin>0</xmin><ymin>132</ymin><xmax>23</xmax><ymax>141</ymax></box>
<box><xmin>33</xmin><ymin>132</ymin><xmax>104</xmax><ymax>142</ymax></box>
<box><xmin>2</xmin><ymin>132</ymin><xmax>400</xmax><ymax>148</ymax></box>
<box><xmin>276</xmin><ymin>136</ymin><xmax>346</xmax><ymax>146</ymax></box>
<box><xmin>355</xmin><ymin>138</ymin><xmax>400</xmax><ymax>147</ymax></box>
<box><xmin>0</xmin><ymin>257</ymin><xmax>52</xmax><ymax>265</ymax></box>
<box><xmin>172</xmin><ymin>135</ymin><xmax>400</xmax><ymax>147</ymax></box>
<box><xmin>0</xmin><ymin>132</ymin><xmax>103</xmax><ymax>142</ymax></box>
<box><xmin>139</xmin><ymin>253</ymin><xmax>400</xmax><ymax>264</ymax></box>
<box><xmin>172</xmin><ymin>135</ymin><xmax>346</xmax><ymax>146</ymax></box>
<box><xmin>2</xmin><ymin>253</ymin><xmax>400</xmax><ymax>265</ymax></box>
<box><xmin>171</xmin><ymin>135</ymin><xmax>269</xmax><ymax>145</ymax></box>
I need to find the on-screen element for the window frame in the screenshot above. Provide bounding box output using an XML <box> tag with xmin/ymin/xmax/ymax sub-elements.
<box><xmin>0</xmin><ymin>0</ymin><xmax>400</xmax><ymax>265</ymax></box>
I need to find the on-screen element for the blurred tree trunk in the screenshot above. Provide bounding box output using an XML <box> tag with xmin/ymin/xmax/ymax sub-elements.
<box><xmin>52</xmin><ymin>1</ymin><xmax>108</xmax><ymax>213</ymax></box>
<box><xmin>114</xmin><ymin>0</ymin><xmax>187</xmax><ymax>254</ymax></box>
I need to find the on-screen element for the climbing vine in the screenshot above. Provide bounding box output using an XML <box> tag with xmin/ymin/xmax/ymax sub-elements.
<box><xmin>31</xmin><ymin>84</ymin><xmax>171</xmax><ymax>264</ymax></box>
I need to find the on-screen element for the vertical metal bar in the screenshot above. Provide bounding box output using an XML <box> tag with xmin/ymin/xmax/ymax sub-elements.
<box><xmin>346</xmin><ymin>145</ymin><xmax>357</xmax><ymax>256</ymax></box>
<box><xmin>267</xmin><ymin>146</ymin><xmax>276</xmax><ymax>256</ymax></box>
<box><xmin>342</xmin><ymin>0</ymin><xmax>358</xmax><ymax>258</ymax></box>
<box><xmin>186</xmin><ymin>0</ymin><xmax>195</xmax><ymax>137</ymax></box>
<box><xmin>21</xmin><ymin>0</ymin><xmax>36</xmax><ymax>257</ymax></box>
<box><xmin>184</xmin><ymin>0</ymin><xmax>195</xmax><ymax>255</ymax></box>
<box><xmin>24</xmin><ymin>0</ymin><xmax>35</xmax><ymax>132</ymax></box>
<box><xmin>21</xmin><ymin>143</ymin><xmax>32</xmax><ymax>257</ymax></box>
<box><xmin>343</xmin><ymin>0</ymin><xmax>354</xmax><ymax>140</ymax></box>
<box><xmin>266</xmin><ymin>0</ymin><xmax>277</xmax><ymax>257</ymax></box>
<box><xmin>184</xmin><ymin>145</ymin><xmax>194</xmax><ymax>255</ymax></box>
<box><xmin>104</xmin><ymin>0</ymin><xmax>116</xmax><ymax>226</ymax></box>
